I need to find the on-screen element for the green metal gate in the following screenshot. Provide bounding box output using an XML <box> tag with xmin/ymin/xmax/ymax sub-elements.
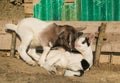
<box><xmin>34</xmin><ymin>0</ymin><xmax>64</xmax><ymax>20</ymax></box>
<box><xmin>80</xmin><ymin>0</ymin><xmax>120</xmax><ymax>21</ymax></box>
<box><xmin>34</xmin><ymin>0</ymin><xmax>120</xmax><ymax>21</ymax></box>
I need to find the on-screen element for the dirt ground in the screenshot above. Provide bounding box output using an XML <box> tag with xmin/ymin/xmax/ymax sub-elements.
<box><xmin>0</xmin><ymin>0</ymin><xmax>120</xmax><ymax>83</ymax></box>
<box><xmin>0</xmin><ymin>52</ymin><xmax>120</xmax><ymax>83</ymax></box>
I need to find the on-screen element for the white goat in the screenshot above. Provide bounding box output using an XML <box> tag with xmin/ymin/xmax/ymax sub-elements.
<box><xmin>5</xmin><ymin>18</ymin><xmax>85</xmax><ymax>66</ymax></box>
<box><xmin>42</xmin><ymin>34</ymin><xmax>94</xmax><ymax>77</ymax></box>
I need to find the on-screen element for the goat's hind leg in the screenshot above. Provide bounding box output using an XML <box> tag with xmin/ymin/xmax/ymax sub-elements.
<box><xmin>28</xmin><ymin>48</ymin><xmax>40</xmax><ymax>61</ymax></box>
<box><xmin>17</xmin><ymin>35</ymin><xmax>36</xmax><ymax>66</ymax></box>
<box><xmin>38</xmin><ymin>46</ymin><xmax>51</xmax><ymax>66</ymax></box>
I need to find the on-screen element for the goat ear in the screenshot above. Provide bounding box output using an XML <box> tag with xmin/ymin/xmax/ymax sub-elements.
<box><xmin>52</xmin><ymin>23</ymin><xmax>57</xmax><ymax>27</ymax></box>
<box><xmin>88</xmin><ymin>33</ymin><xmax>95</xmax><ymax>43</ymax></box>
<box><xmin>77</xmin><ymin>32</ymin><xmax>83</xmax><ymax>37</ymax></box>
<box><xmin>68</xmin><ymin>34</ymin><xmax>72</xmax><ymax>48</ymax></box>
<box><xmin>75</xmin><ymin>27</ymin><xmax>87</xmax><ymax>31</ymax></box>
<box><xmin>58</xmin><ymin>29</ymin><xmax>65</xmax><ymax>38</ymax></box>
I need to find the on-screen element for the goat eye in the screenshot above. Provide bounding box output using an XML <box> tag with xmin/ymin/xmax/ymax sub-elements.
<box><xmin>82</xmin><ymin>41</ymin><xmax>86</xmax><ymax>44</ymax></box>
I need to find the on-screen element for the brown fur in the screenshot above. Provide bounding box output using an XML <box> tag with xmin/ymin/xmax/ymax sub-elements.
<box><xmin>40</xmin><ymin>23</ymin><xmax>82</xmax><ymax>51</ymax></box>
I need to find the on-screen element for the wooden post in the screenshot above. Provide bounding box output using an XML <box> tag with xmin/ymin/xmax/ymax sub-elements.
<box><xmin>10</xmin><ymin>20</ymin><xmax>17</xmax><ymax>57</ymax></box>
<box><xmin>94</xmin><ymin>23</ymin><xmax>107</xmax><ymax>66</ymax></box>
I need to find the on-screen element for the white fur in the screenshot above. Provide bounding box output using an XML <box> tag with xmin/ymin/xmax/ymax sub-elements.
<box><xmin>6</xmin><ymin>18</ymin><xmax>54</xmax><ymax>66</ymax></box>
<box><xmin>43</xmin><ymin>36</ymin><xmax>94</xmax><ymax>77</ymax></box>
<box><xmin>6</xmin><ymin>18</ymin><xmax>87</xmax><ymax>67</ymax></box>
<box><xmin>75</xmin><ymin>37</ymin><xmax>93</xmax><ymax>67</ymax></box>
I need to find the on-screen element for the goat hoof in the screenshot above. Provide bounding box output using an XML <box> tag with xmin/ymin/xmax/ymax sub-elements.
<box><xmin>38</xmin><ymin>62</ymin><xmax>45</xmax><ymax>67</ymax></box>
<box><xmin>38</xmin><ymin>63</ymin><xmax>43</xmax><ymax>67</ymax></box>
<box><xmin>38</xmin><ymin>60</ymin><xmax>45</xmax><ymax>67</ymax></box>
<box><xmin>30</xmin><ymin>63</ymin><xmax>37</xmax><ymax>66</ymax></box>
<box><xmin>50</xmin><ymin>71</ymin><xmax>56</xmax><ymax>75</ymax></box>
<box><xmin>27</xmin><ymin>61</ymin><xmax>37</xmax><ymax>66</ymax></box>
<box><xmin>50</xmin><ymin>67</ymin><xmax>57</xmax><ymax>75</ymax></box>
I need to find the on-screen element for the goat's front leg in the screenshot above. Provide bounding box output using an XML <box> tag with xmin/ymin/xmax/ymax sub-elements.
<box><xmin>38</xmin><ymin>46</ymin><xmax>50</xmax><ymax>67</ymax></box>
<box><xmin>64</xmin><ymin>70</ymin><xmax>84</xmax><ymax>77</ymax></box>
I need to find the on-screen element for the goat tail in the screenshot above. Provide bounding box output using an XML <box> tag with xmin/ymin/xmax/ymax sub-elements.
<box><xmin>5</xmin><ymin>23</ymin><xmax>17</xmax><ymax>33</ymax></box>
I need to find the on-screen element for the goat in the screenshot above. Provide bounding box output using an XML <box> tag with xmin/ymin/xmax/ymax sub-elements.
<box><xmin>5</xmin><ymin>18</ymin><xmax>86</xmax><ymax>66</ymax></box>
<box><xmin>42</xmin><ymin>34</ymin><xmax>94</xmax><ymax>77</ymax></box>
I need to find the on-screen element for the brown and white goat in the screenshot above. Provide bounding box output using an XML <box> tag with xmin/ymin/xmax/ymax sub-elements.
<box><xmin>5</xmin><ymin>18</ymin><xmax>86</xmax><ymax>66</ymax></box>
